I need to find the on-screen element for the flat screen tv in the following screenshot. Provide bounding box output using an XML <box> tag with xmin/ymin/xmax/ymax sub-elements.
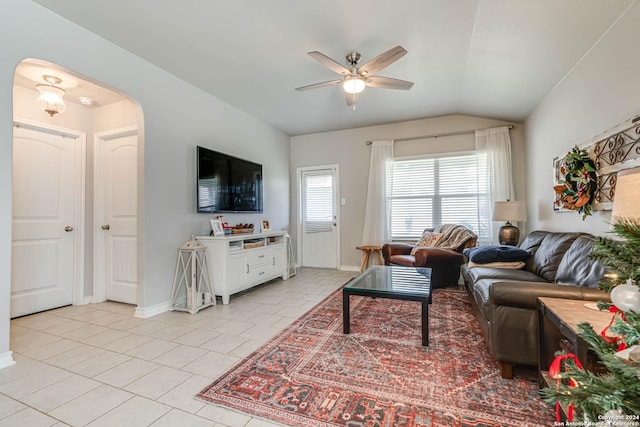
<box><xmin>196</xmin><ymin>146</ymin><xmax>263</xmax><ymax>213</ymax></box>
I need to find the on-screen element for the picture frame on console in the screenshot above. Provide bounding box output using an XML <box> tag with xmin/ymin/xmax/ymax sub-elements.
<box><xmin>210</xmin><ymin>219</ymin><xmax>224</xmax><ymax>237</ymax></box>
<box><xmin>261</xmin><ymin>219</ymin><xmax>270</xmax><ymax>233</ymax></box>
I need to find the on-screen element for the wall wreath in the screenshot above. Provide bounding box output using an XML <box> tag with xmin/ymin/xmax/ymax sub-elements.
<box><xmin>553</xmin><ymin>146</ymin><xmax>598</xmax><ymax>220</ymax></box>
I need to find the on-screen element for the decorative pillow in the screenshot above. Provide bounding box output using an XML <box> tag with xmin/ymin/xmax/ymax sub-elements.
<box><xmin>410</xmin><ymin>231</ymin><xmax>443</xmax><ymax>256</ymax></box>
<box><xmin>463</xmin><ymin>245</ymin><xmax>530</xmax><ymax>264</ymax></box>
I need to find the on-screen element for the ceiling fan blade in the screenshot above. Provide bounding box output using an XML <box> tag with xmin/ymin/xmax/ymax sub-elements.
<box><xmin>366</xmin><ymin>76</ymin><xmax>414</xmax><ymax>90</ymax></box>
<box><xmin>295</xmin><ymin>79</ymin><xmax>342</xmax><ymax>91</ymax></box>
<box><xmin>345</xmin><ymin>92</ymin><xmax>359</xmax><ymax>106</ymax></box>
<box><xmin>357</xmin><ymin>46</ymin><xmax>407</xmax><ymax>76</ymax></box>
<box><xmin>308</xmin><ymin>51</ymin><xmax>351</xmax><ymax>75</ymax></box>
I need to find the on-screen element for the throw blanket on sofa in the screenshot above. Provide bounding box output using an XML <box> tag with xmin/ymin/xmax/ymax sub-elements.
<box><xmin>433</xmin><ymin>224</ymin><xmax>478</xmax><ymax>251</ymax></box>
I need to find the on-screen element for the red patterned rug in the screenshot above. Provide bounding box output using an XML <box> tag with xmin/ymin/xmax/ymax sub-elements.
<box><xmin>197</xmin><ymin>286</ymin><xmax>554</xmax><ymax>426</ymax></box>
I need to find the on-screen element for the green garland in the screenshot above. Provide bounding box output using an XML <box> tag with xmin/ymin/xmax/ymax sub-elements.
<box><xmin>554</xmin><ymin>146</ymin><xmax>598</xmax><ymax>220</ymax></box>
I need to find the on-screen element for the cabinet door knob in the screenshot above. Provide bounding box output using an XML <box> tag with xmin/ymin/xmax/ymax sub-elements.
<box><xmin>101</xmin><ymin>224</ymin><xmax>110</xmax><ymax>230</ymax></box>
<box><xmin>64</xmin><ymin>226</ymin><xmax>74</xmax><ymax>232</ymax></box>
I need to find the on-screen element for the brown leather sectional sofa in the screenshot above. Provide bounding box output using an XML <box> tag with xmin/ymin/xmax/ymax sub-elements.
<box><xmin>460</xmin><ymin>231</ymin><xmax>609</xmax><ymax>379</ymax></box>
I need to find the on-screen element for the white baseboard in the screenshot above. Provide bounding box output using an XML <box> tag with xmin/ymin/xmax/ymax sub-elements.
<box><xmin>339</xmin><ymin>265</ymin><xmax>361</xmax><ymax>272</ymax></box>
<box><xmin>0</xmin><ymin>351</ymin><xmax>16</xmax><ymax>370</ymax></box>
<box><xmin>134</xmin><ymin>301</ymin><xmax>170</xmax><ymax>319</ymax></box>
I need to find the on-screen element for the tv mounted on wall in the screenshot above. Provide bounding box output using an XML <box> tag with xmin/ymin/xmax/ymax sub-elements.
<box><xmin>196</xmin><ymin>146</ymin><xmax>263</xmax><ymax>213</ymax></box>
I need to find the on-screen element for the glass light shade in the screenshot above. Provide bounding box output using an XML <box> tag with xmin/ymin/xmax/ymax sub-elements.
<box><xmin>611</xmin><ymin>167</ymin><xmax>640</xmax><ymax>221</ymax></box>
<box><xmin>36</xmin><ymin>84</ymin><xmax>66</xmax><ymax>116</ymax></box>
<box><xmin>492</xmin><ymin>200</ymin><xmax>527</xmax><ymax>222</ymax></box>
<box><xmin>343</xmin><ymin>76</ymin><xmax>365</xmax><ymax>94</ymax></box>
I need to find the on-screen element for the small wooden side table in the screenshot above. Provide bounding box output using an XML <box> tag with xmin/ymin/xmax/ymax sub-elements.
<box><xmin>537</xmin><ymin>297</ymin><xmax>613</xmax><ymax>389</ymax></box>
<box><xmin>355</xmin><ymin>245</ymin><xmax>384</xmax><ymax>273</ymax></box>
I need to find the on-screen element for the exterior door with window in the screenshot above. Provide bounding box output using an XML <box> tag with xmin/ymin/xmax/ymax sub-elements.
<box><xmin>300</xmin><ymin>167</ymin><xmax>338</xmax><ymax>268</ymax></box>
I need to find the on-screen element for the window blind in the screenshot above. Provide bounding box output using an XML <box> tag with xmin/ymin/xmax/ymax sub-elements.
<box><xmin>304</xmin><ymin>174</ymin><xmax>333</xmax><ymax>233</ymax></box>
<box><xmin>388</xmin><ymin>153</ymin><xmax>488</xmax><ymax>242</ymax></box>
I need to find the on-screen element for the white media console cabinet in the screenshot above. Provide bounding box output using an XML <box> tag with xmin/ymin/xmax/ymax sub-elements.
<box><xmin>197</xmin><ymin>231</ymin><xmax>289</xmax><ymax>304</ymax></box>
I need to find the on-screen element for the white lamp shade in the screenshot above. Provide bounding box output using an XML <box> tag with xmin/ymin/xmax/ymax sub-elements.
<box><xmin>611</xmin><ymin>167</ymin><xmax>640</xmax><ymax>221</ymax></box>
<box><xmin>492</xmin><ymin>200</ymin><xmax>527</xmax><ymax>222</ymax></box>
<box><xmin>343</xmin><ymin>76</ymin><xmax>365</xmax><ymax>94</ymax></box>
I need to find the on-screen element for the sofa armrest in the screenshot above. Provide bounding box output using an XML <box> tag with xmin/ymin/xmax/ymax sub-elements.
<box><xmin>414</xmin><ymin>247</ymin><xmax>463</xmax><ymax>268</ymax></box>
<box><xmin>490</xmin><ymin>281</ymin><xmax>610</xmax><ymax>310</ymax></box>
<box><xmin>382</xmin><ymin>243</ymin><xmax>413</xmax><ymax>263</ymax></box>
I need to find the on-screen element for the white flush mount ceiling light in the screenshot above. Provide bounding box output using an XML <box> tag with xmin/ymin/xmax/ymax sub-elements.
<box><xmin>36</xmin><ymin>75</ymin><xmax>66</xmax><ymax>117</ymax></box>
<box><xmin>78</xmin><ymin>96</ymin><xmax>94</xmax><ymax>106</ymax></box>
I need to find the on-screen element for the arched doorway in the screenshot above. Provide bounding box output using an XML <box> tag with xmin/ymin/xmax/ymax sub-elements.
<box><xmin>11</xmin><ymin>58</ymin><xmax>144</xmax><ymax>317</ymax></box>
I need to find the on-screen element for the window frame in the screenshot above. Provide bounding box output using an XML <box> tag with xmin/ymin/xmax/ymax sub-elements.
<box><xmin>388</xmin><ymin>150</ymin><xmax>487</xmax><ymax>242</ymax></box>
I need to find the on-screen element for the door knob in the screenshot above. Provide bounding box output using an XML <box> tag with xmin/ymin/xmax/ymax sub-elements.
<box><xmin>64</xmin><ymin>226</ymin><xmax>74</xmax><ymax>232</ymax></box>
<box><xmin>101</xmin><ymin>224</ymin><xmax>110</xmax><ymax>230</ymax></box>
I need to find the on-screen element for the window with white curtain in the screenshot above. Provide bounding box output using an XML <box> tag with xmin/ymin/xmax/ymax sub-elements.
<box><xmin>388</xmin><ymin>152</ymin><xmax>488</xmax><ymax>243</ymax></box>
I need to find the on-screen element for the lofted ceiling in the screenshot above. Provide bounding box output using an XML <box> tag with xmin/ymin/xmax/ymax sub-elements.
<box><xmin>32</xmin><ymin>0</ymin><xmax>634</xmax><ymax>136</ymax></box>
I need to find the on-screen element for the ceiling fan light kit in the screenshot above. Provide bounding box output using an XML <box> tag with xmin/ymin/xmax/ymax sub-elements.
<box><xmin>343</xmin><ymin>76</ymin><xmax>365</xmax><ymax>94</ymax></box>
<box><xmin>295</xmin><ymin>45</ymin><xmax>413</xmax><ymax>107</ymax></box>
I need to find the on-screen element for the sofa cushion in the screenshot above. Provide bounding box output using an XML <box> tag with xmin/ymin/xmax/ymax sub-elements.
<box><xmin>462</xmin><ymin>266</ymin><xmax>546</xmax><ymax>288</ymax></box>
<box><xmin>464</xmin><ymin>245</ymin><xmax>530</xmax><ymax>264</ymax></box>
<box><xmin>518</xmin><ymin>231</ymin><xmax>550</xmax><ymax>271</ymax></box>
<box><xmin>529</xmin><ymin>232</ymin><xmax>582</xmax><ymax>282</ymax></box>
<box><xmin>555</xmin><ymin>235</ymin><xmax>605</xmax><ymax>288</ymax></box>
<box><xmin>388</xmin><ymin>254</ymin><xmax>415</xmax><ymax>267</ymax></box>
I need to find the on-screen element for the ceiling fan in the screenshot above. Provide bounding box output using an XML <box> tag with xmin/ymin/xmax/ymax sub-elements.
<box><xmin>295</xmin><ymin>45</ymin><xmax>413</xmax><ymax>108</ymax></box>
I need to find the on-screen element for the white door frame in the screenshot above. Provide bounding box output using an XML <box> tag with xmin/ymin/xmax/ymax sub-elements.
<box><xmin>296</xmin><ymin>164</ymin><xmax>340</xmax><ymax>269</ymax></box>
<box><xmin>13</xmin><ymin>117</ymin><xmax>87</xmax><ymax>307</ymax></box>
<box><xmin>93</xmin><ymin>125</ymin><xmax>138</xmax><ymax>303</ymax></box>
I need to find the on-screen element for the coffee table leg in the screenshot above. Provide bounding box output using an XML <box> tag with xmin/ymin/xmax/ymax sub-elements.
<box><xmin>421</xmin><ymin>299</ymin><xmax>429</xmax><ymax>346</ymax></box>
<box><xmin>343</xmin><ymin>291</ymin><xmax>350</xmax><ymax>334</ymax></box>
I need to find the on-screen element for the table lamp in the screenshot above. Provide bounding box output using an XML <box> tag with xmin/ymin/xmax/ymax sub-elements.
<box><xmin>611</xmin><ymin>167</ymin><xmax>640</xmax><ymax>222</ymax></box>
<box><xmin>492</xmin><ymin>200</ymin><xmax>527</xmax><ymax>246</ymax></box>
<box><xmin>609</xmin><ymin>167</ymin><xmax>640</xmax><ymax>314</ymax></box>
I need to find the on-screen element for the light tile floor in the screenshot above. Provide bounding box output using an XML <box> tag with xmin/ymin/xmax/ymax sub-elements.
<box><xmin>1</xmin><ymin>268</ymin><xmax>355</xmax><ymax>427</ymax></box>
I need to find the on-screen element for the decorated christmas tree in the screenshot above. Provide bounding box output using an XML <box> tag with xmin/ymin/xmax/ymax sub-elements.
<box><xmin>541</xmin><ymin>219</ymin><xmax>640</xmax><ymax>424</ymax></box>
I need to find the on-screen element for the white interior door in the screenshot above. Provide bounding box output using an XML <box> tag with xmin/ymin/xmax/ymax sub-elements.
<box><xmin>95</xmin><ymin>127</ymin><xmax>138</xmax><ymax>304</ymax></box>
<box><xmin>11</xmin><ymin>123</ymin><xmax>83</xmax><ymax>318</ymax></box>
<box><xmin>300</xmin><ymin>167</ymin><xmax>339</xmax><ymax>268</ymax></box>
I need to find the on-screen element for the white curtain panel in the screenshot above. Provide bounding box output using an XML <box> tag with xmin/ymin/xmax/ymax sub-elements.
<box><xmin>475</xmin><ymin>127</ymin><xmax>514</xmax><ymax>245</ymax></box>
<box><xmin>362</xmin><ymin>140</ymin><xmax>394</xmax><ymax>246</ymax></box>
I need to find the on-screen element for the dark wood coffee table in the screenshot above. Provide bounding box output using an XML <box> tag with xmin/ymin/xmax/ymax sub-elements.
<box><xmin>342</xmin><ymin>265</ymin><xmax>433</xmax><ymax>346</ymax></box>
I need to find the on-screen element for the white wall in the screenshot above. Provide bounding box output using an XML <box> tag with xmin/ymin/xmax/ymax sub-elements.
<box><xmin>524</xmin><ymin>2</ymin><xmax>640</xmax><ymax>235</ymax></box>
<box><xmin>1</xmin><ymin>1</ymin><xmax>290</xmax><ymax>364</ymax></box>
<box><xmin>291</xmin><ymin>114</ymin><xmax>525</xmax><ymax>269</ymax></box>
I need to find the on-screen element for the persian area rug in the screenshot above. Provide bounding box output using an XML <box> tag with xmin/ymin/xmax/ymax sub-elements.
<box><xmin>197</xmin><ymin>287</ymin><xmax>555</xmax><ymax>426</ymax></box>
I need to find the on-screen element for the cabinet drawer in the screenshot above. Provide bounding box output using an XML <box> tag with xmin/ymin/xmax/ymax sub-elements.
<box><xmin>247</xmin><ymin>263</ymin><xmax>273</xmax><ymax>283</ymax></box>
<box><xmin>246</xmin><ymin>249</ymin><xmax>271</xmax><ymax>267</ymax></box>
